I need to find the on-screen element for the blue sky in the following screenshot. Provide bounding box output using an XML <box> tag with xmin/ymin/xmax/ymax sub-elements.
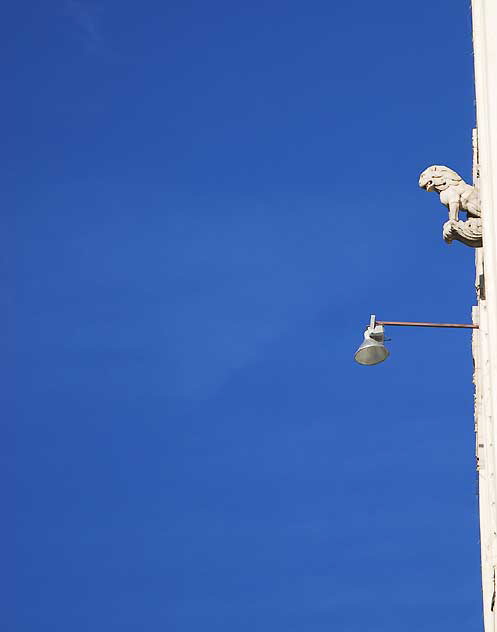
<box><xmin>6</xmin><ymin>1</ymin><xmax>481</xmax><ymax>630</ymax></box>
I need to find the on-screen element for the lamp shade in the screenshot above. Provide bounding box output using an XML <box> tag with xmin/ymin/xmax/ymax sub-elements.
<box><xmin>354</xmin><ymin>326</ymin><xmax>389</xmax><ymax>366</ymax></box>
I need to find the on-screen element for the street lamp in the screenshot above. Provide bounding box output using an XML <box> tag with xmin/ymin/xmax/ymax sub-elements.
<box><xmin>354</xmin><ymin>314</ymin><xmax>478</xmax><ymax>366</ymax></box>
<box><xmin>354</xmin><ymin>315</ymin><xmax>389</xmax><ymax>366</ymax></box>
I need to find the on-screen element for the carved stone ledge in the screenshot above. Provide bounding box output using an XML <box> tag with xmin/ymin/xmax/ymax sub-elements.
<box><xmin>443</xmin><ymin>218</ymin><xmax>482</xmax><ymax>248</ymax></box>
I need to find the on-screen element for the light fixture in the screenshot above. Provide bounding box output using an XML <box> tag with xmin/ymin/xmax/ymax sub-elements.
<box><xmin>354</xmin><ymin>315</ymin><xmax>389</xmax><ymax>366</ymax></box>
<box><xmin>354</xmin><ymin>314</ymin><xmax>478</xmax><ymax>366</ymax></box>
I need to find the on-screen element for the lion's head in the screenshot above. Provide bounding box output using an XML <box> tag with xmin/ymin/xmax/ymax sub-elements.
<box><xmin>419</xmin><ymin>165</ymin><xmax>463</xmax><ymax>193</ymax></box>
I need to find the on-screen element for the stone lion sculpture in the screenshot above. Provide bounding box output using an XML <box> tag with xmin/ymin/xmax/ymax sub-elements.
<box><xmin>419</xmin><ymin>165</ymin><xmax>481</xmax><ymax>247</ymax></box>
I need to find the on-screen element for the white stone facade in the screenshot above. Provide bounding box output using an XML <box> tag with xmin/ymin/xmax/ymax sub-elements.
<box><xmin>472</xmin><ymin>1</ymin><xmax>497</xmax><ymax>628</ymax></box>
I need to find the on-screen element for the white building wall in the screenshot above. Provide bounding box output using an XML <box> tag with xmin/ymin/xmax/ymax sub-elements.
<box><xmin>472</xmin><ymin>1</ymin><xmax>497</xmax><ymax>629</ymax></box>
